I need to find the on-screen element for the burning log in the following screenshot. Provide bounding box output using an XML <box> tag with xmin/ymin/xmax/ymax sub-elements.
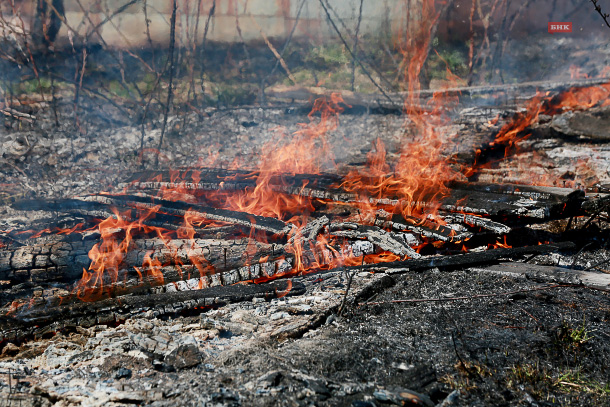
<box><xmin>13</xmin><ymin>194</ymin><xmax>292</xmax><ymax>236</ymax></box>
<box><xmin>347</xmin><ymin>242</ymin><xmax>575</xmax><ymax>274</ymax></box>
<box><xmin>329</xmin><ymin>223</ymin><xmax>421</xmax><ymax>258</ymax></box>
<box><xmin>120</xmin><ymin>169</ymin><xmax>598</xmax><ymax>220</ymax></box>
<box><xmin>0</xmin><ymin>279</ymin><xmax>303</xmax><ymax>342</ymax></box>
<box><xmin>84</xmin><ymin>194</ymin><xmax>294</xmax><ymax>236</ymax></box>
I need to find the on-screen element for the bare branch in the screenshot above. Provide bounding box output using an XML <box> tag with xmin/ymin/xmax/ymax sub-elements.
<box><xmin>591</xmin><ymin>0</ymin><xmax>610</xmax><ymax>29</ymax></box>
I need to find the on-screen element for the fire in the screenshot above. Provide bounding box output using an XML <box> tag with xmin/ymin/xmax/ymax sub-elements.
<box><xmin>35</xmin><ymin>0</ymin><xmax>606</xmax><ymax>306</ymax></box>
<box><xmin>466</xmin><ymin>81</ymin><xmax>610</xmax><ymax>181</ymax></box>
<box><xmin>209</xmin><ymin>94</ymin><xmax>344</xmax><ymax>220</ymax></box>
<box><xmin>67</xmin><ymin>0</ymin><xmax>462</xmax><ymax>300</ymax></box>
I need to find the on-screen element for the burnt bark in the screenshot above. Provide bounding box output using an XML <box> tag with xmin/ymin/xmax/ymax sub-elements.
<box><xmin>0</xmin><ymin>279</ymin><xmax>304</xmax><ymax>342</ymax></box>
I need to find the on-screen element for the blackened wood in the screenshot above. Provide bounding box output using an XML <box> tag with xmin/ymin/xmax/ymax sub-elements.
<box><xmin>12</xmin><ymin>195</ymin><xmax>292</xmax><ymax>236</ymax></box>
<box><xmin>0</xmin><ymin>279</ymin><xmax>304</xmax><ymax>342</ymax></box>
<box><xmin>84</xmin><ymin>194</ymin><xmax>293</xmax><ymax>236</ymax></box>
<box><xmin>0</xmin><ymin>238</ymin><xmax>98</xmax><ymax>283</ymax></box>
<box><xmin>264</xmin><ymin>79</ymin><xmax>610</xmax><ymax>113</ymax></box>
<box><xmin>120</xmin><ymin>169</ymin><xmax>592</xmax><ymax>220</ymax></box>
<box><xmin>11</xmin><ymin>198</ymin><xmax>116</xmax><ymax>219</ymax></box>
<box><xmin>471</xmin><ymin>262</ymin><xmax>610</xmax><ymax>291</ymax></box>
<box><xmin>389</xmin><ymin>216</ymin><xmax>473</xmax><ymax>243</ymax></box>
<box><xmin>0</xmin><ymin>236</ymin><xmax>291</xmax><ymax>286</ymax></box>
<box><xmin>329</xmin><ymin>223</ymin><xmax>421</xmax><ymax>258</ymax></box>
<box><xmin>347</xmin><ymin>242</ymin><xmax>576</xmax><ymax>273</ymax></box>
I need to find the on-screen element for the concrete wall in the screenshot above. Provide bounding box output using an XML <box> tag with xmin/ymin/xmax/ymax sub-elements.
<box><xmin>43</xmin><ymin>0</ymin><xmax>416</xmax><ymax>48</ymax></box>
<box><xmin>7</xmin><ymin>0</ymin><xmax>601</xmax><ymax>51</ymax></box>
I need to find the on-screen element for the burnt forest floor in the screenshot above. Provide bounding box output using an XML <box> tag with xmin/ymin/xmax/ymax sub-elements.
<box><xmin>0</xmin><ymin>35</ymin><xmax>610</xmax><ymax>407</ymax></box>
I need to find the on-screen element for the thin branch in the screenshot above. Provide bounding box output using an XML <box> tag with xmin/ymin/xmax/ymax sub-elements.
<box><xmin>260</xmin><ymin>0</ymin><xmax>305</xmax><ymax>104</ymax></box>
<box><xmin>199</xmin><ymin>0</ymin><xmax>216</xmax><ymax>98</ymax></box>
<box><xmin>591</xmin><ymin>0</ymin><xmax>610</xmax><ymax>29</ymax></box>
<box><xmin>351</xmin><ymin>0</ymin><xmax>364</xmax><ymax>91</ymax></box>
<box><xmin>156</xmin><ymin>0</ymin><xmax>178</xmax><ymax>168</ymax></box>
<box><xmin>318</xmin><ymin>0</ymin><xmax>394</xmax><ymax>106</ymax></box>
<box><xmin>338</xmin><ymin>254</ymin><xmax>363</xmax><ymax>316</ymax></box>
<box><xmin>248</xmin><ymin>14</ymin><xmax>297</xmax><ymax>85</ymax></box>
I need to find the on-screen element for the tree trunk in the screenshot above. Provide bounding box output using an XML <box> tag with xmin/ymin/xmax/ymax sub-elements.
<box><xmin>31</xmin><ymin>0</ymin><xmax>64</xmax><ymax>52</ymax></box>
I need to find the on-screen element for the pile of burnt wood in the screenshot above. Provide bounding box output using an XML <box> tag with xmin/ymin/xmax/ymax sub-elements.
<box><xmin>0</xmin><ymin>168</ymin><xmax>608</xmax><ymax>341</ymax></box>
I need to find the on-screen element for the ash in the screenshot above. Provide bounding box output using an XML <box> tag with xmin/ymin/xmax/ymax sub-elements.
<box><xmin>0</xmin><ymin>259</ymin><xmax>609</xmax><ymax>406</ymax></box>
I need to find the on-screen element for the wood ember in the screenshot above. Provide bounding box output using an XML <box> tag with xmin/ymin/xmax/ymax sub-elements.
<box><xmin>329</xmin><ymin>223</ymin><xmax>421</xmax><ymax>258</ymax></box>
<box><xmin>348</xmin><ymin>242</ymin><xmax>576</xmax><ymax>274</ymax></box>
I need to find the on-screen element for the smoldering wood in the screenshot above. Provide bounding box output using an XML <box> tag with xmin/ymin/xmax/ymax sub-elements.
<box><xmin>12</xmin><ymin>194</ymin><xmax>292</xmax><ymax>236</ymax></box>
<box><xmin>470</xmin><ymin>262</ymin><xmax>610</xmax><ymax>292</ymax></box>
<box><xmin>342</xmin><ymin>241</ymin><xmax>576</xmax><ymax>274</ymax></box>
<box><xmin>387</xmin><ymin>216</ymin><xmax>473</xmax><ymax>243</ymax></box>
<box><xmin>0</xmin><ymin>235</ymin><xmax>292</xmax><ymax>286</ymax></box>
<box><xmin>329</xmin><ymin>223</ymin><xmax>421</xmax><ymax>258</ymax></box>
<box><xmin>263</xmin><ymin>78</ymin><xmax>610</xmax><ymax>113</ymax></box>
<box><xmin>0</xmin><ymin>279</ymin><xmax>304</xmax><ymax>342</ymax></box>
<box><xmin>120</xmin><ymin>169</ymin><xmax>598</xmax><ymax>220</ymax></box>
<box><xmin>83</xmin><ymin>194</ymin><xmax>293</xmax><ymax>236</ymax></box>
<box><xmin>440</xmin><ymin>213</ymin><xmax>511</xmax><ymax>235</ymax></box>
<box><xmin>287</xmin><ymin>216</ymin><xmax>329</xmax><ymax>246</ymax></box>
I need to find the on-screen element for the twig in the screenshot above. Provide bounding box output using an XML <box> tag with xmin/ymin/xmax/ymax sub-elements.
<box><xmin>260</xmin><ymin>0</ymin><xmax>305</xmax><ymax>105</ymax></box>
<box><xmin>585</xmin><ymin>257</ymin><xmax>610</xmax><ymax>271</ymax></box>
<box><xmin>361</xmin><ymin>284</ymin><xmax>570</xmax><ymax>306</ymax></box>
<box><xmin>143</xmin><ymin>0</ymin><xmax>155</xmax><ymax>71</ymax></box>
<box><xmin>73</xmin><ymin>48</ymin><xmax>88</xmax><ymax>136</ymax></box>
<box><xmin>247</xmin><ymin>14</ymin><xmax>297</xmax><ymax>85</ymax></box>
<box><xmin>351</xmin><ymin>0</ymin><xmax>364</xmax><ymax>92</ymax></box>
<box><xmin>338</xmin><ymin>254</ymin><xmax>363</xmax><ymax>316</ymax></box>
<box><xmin>582</xmin><ymin>201</ymin><xmax>609</xmax><ymax>229</ymax></box>
<box><xmin>318</xmin><ymin>0</ymin><xmax>394</xmax><ymax>106</ymax></box>
<box><xmin>451</xmin><ymin>330</ymin><xmax>473</xmax><ymax>375</ymax></box>
<box><xmin>591</xmin><ymin>0</ymin><xmax>610</xmax><ymax>29</ymax></box>
<box><xmin>323</xmin><ymin>0</ymin><xmax>396</xmax><ymax>91</ymax></box>
<box><xmin>84</xmin><ymin>0</ymin><xmax>141</xmax><ymax>43</ymax></box>
<box><xmin>156</xmin><ymin>0</ymin><xmax>178</xmax><ymax>167</ymax></box>
<box><xmin>199</xmin><ymin>0</ymin><xmax>216</xmax><ymax>99</ymax></box>
<box><xmin>570</xmin><ymin>242</ymin><xmax>593</xmax><ymax>269</ymax></box>
<box><xmin>234</xmin><ymin>1</ymin><xmax>251</xmax><ymax>69</ymax></box>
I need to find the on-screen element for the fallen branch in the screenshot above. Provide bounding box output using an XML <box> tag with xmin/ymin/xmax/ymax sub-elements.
<box><xmin>351</xmin><ymin>242</ymin><xmax>576</xmax><ymax>274</ymax></box>
<box><xmin>361</xmin><ymin>284</ymin><xmax>570</xmax><ymax>306</ymax></box>
<box><xmin>591</xmin><ymin>0</ymin><xmax>610</xmax><ymax>29</ymax></box>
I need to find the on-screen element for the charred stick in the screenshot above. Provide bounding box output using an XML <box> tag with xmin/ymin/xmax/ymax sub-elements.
<box><xmin>85</xmin><ymin>194</ymin><xmax>292</xmax><ymax>236</ymax></box>
<box><xmin>0</xmin><ymin>279</ymin><xmax>304</xmax><ymax>342</ymax></box>
<box><xmin>591</xmin><ymin>0</ymin><xmax>610</xmax><ymax>29</ymax></box>
<box><xmin>344</xmin><ymin>242</ymin><xmax>576</xmax><ymax>274</ymax></box>
<box><xmin>156</xmin><ymin>0</ymin><xmax>177</xmax><ymax>166</ymax></box>
<box><xmin>13</xmin><ymin>195</ymin><xmax>292</xmax><ymax>236</ymax></box>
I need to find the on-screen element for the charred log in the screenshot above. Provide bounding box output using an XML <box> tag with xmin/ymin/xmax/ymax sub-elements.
<box><xmin>348</xmin><ymin>242</ymin><xmax>576</xmax><ymax>273</ymax></box>
<box><xmin>0</xmin><ymin>279</ymin><xmax>304</xmax><ymax>342</ymax></box>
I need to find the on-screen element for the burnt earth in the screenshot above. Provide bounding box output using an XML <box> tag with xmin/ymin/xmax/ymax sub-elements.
<box><xmin>0</xmin><ymin>265</ymin><xmax>609</xmax><ymax>406</ymax></box>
